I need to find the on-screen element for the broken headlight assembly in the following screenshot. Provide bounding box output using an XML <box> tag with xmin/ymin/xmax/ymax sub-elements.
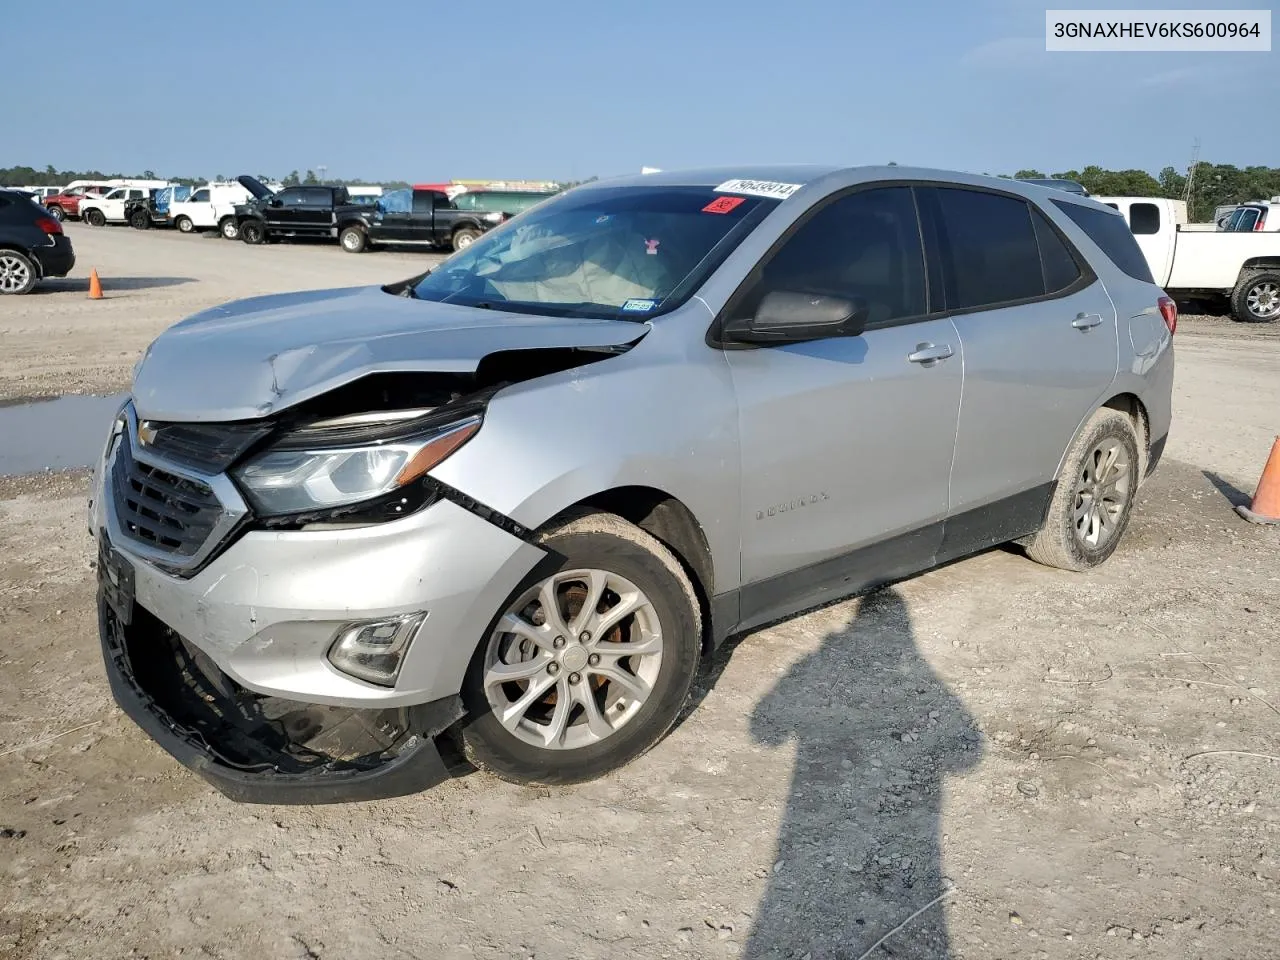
<box><xmin>232</xmin><ymin>407</ymin><xmax>481</xmax><ymax>524</ymax></box>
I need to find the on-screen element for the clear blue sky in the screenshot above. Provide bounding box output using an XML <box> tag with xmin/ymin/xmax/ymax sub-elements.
<box><xmin>6</xmin><ymin>0</ymin><xmax>1276</xmax><ymax>182</ymax></box>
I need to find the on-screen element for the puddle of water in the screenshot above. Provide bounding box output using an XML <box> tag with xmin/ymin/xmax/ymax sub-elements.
<box><xmin>0</xmin><ymin>394</ymin><xmax>126</xmax><ymax>476</ymax></box>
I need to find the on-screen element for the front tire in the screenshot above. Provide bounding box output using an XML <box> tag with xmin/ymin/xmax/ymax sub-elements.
<box><xmin>175</xmin><ymin>216</ymin><xmax>194</xmax><ymax>234</ymax></box>
<box><xmin>130</xmin><ymin>210</ymin><xmax>151</xmax><ymax>230</ymax></box>
<box><xmin>339</xmin><ymin>225</ymin><xmax>367</xmax><ymax>253</ymax></box>
<box><xmin>458</xmin><ymin>511</ymin><xmax>701</xmax><ymax>786</ymax></box>
<box><xmin>451</xmin><ymin>227</ymin><xmax>480</xmax><ymax>252</ymax></box>
<box><xmin>84</xmin><ymin>209</ymin><xmax>106</xmax><ymax>227</ymax></box>
<box><xmin>239</xmin><ymin>220</ymin><xmax>265</xmax><ymax>245</ymax></box>
<box><xmin>1025</xmin><ymin>408</ymin><xmax>1140</xmax><ymax>571</ymax></box>
<box><xmin>1231</xmin><ymin>270</ymin><xmax>1280</xmax><ymax>323</ymax></box>
<box><xmin>47</xmin><ymin>205</ymin><xmax>66</xmax><ymax>222</ymax></box>
<box><xmin>0</xmin><ymin>250</ymin><xmax>38</xmax><ymax>295</ymax></box>
<box><xmin>218</xmin><ymin>216</ymin><xmax>239</xmax><ymax>240</ymax></box>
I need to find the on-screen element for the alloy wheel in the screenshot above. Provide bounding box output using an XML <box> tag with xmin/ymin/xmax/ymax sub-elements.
<box><xmin>482</xmin><ymin>568</ymin><xmax>664</xmax><ymax>750</ymax></box>
<box><xmin>1073</xmin><ymin>438</ymin><xmax>1132</xmax><ymax>548</ymax></box>
<box><xmin>0</xmin><ymin>254</ymin><xmax>32</xmax><ymax>293</ymax></box>
<box><xmin>1247</xmin><ymin>281</ymin><xmax>1280</xmax><ymax>321</ymax></box>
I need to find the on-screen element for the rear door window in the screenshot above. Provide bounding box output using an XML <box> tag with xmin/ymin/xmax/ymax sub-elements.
<box><xmin>1129</xmin><ymin>202</ymin><xmax>1161</xmax><ymax>235</ymax></box>
<box><xmin>1051</xmin><ymin>200</ymin><xmax>1155</xmax><ymax>283</ymax></box>
<box><xmin>931</xmin><ymin>187</ymin><xmax>1045</xmax><ymax>309</ymax></box>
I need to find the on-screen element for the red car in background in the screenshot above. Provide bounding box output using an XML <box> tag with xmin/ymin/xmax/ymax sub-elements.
<box><xmin>43</xmin><ymin>183</ymin><xmax>113</xmax><ymax>222</ymax></box>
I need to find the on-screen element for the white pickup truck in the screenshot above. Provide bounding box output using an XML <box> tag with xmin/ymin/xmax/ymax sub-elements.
<box><xmin>1097</xmin><ymin>197</ymin><xmax>1280</xmax><ymax>322</ymax></box>
<box><xmin>79</xmin><ymin>184</ymin><xmax>174</xmax><ymax>227</ymax></box>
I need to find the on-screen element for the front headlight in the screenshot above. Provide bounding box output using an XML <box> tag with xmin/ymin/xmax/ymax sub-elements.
<box><xmin>233</xmin><ymin>414</ymin><xmax>480</xmax><ymax>517</ymax></box>
<box><xmin>482</xmin><ymin>211</ymin><xmax>504</xmax><ymax>223</ymax></box>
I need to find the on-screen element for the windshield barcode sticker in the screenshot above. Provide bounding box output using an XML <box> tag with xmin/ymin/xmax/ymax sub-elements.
<box><xmin>714</xmin><ymin>179</ymin><xmax>803</xmax><ymax>200</ymax></box>
<box><xmin>621</xmin><ymin>299</ymin><xmax>658</xmax><ymax>313</ymax></box>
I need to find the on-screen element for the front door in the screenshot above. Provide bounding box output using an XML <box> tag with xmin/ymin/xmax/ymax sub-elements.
<box><xmin>923</xmin><ymin>185</ymin><xmax>1119</xmax><ymax>533</ymax></box>
<box><xmin>723</xmin><ymin>186</ymin><xmax>963</xmax><ymax>627</ymax></box>
<box><xmin>295</xmin><ymin>186</ymin><xmax>336</xmax><ymax>235</ymax></box>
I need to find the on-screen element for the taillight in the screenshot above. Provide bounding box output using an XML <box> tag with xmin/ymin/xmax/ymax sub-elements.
<box><xmin>1255</xmin><ymin>213</ymin><xmax>1266</xmax><ymax>231</ymax></box>
<box><xmin>1158</xmin><ymin>295</ymin><xmax>1177</xmax><ymax>335</ymax></box>
<box><xmin>36</xmin><ymin>217</ymin><xmax>62</xmax><ymax>236</ymax></box>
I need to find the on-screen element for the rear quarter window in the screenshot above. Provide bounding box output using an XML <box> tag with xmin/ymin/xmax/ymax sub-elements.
<box><xmin>1130</xmin><ymin>202</ymin><xmax>1161</xmax><ymax>235</ymax></box>
<box><xmin>1051</xmin><ymin>200</ymin><xmax>1156</xmax><ymax>284</ymax></box>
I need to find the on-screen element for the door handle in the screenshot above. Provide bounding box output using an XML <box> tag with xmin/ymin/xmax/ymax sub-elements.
<box><xmin>907</xmin><ymin>342</ymin><xmax>954</xmax><ymax>364</ymax></box>
<box><xmin>1072</xmin><ymin>312</ymin><xmax>1104</xmax><ymax>329</ymax></box>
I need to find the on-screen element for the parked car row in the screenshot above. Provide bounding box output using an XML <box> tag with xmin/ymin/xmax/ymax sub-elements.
<box><xmin>26</xmin><ymin>174</ymin><xmax>560</xmax><ymax>253</ymax></box>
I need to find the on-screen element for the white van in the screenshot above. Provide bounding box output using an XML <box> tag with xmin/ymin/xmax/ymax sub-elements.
<box><xmin>169</xmin><ymin>181</ymin><xmax>257</xmax><ymax>238</ymax></box>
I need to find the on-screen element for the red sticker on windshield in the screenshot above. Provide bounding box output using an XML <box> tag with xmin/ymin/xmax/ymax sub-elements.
<box><xmin>702</xmin><ymin>196</ymin><xmax>745</xmax><ymax>214</ymax></box>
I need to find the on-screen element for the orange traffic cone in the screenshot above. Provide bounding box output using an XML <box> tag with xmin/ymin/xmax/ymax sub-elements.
<box><xmin>1237</xmin><ymin>436</ymin><xmax>1280</xmax><ymax>525</ymax></box>
<box><xmin>87</xmin><ymin>269</ymin><xmax>103</xmax><ymax>300</ymax></box>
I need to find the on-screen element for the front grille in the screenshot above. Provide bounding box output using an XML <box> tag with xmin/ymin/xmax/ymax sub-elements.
<box><xmin>110</xmin><ymin>433</ymin><xmax>224</xmax><ymax>557</ymax></box>
<box><xmin>141</xmin><ymin>420</ymin><xmax>273</xmax><ymax>473</ymax></box>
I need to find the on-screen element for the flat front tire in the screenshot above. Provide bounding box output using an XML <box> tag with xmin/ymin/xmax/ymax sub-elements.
<box><xmin>458</xmin><ymin>511</ymin><xmax>701</xmax><ymax>786</ymax></box>
<box><xmin>1025</xmin><ymin>408</ymin><xmax>1141</xmax><ymax>571</ymax></box>
<box><xmin>219</xmin><ymin>217</ymin><xmax>239</xmax><ymax>240</ymax></box>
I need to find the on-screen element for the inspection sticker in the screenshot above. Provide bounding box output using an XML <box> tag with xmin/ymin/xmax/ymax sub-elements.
<box><xmin>702</xmin><ymin>196</ymin><xmax>746</xmax><ymax>214</ymax></box>
<box><xmin>621</xmin><ymin>298</ymin><xmax>658</xmax><ymax>313</ymax></box>
<box><xmin>713</xmin><ymin>178</ymin><xmax>803</xmax><ymax>200</ymax></box>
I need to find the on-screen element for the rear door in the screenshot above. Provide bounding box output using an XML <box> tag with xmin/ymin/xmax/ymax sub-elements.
<box><xmin>924</xmin><ymin>185</ymin><xmax>1118</xmax><ymax>539</ymax></box>
<box><xmin>723</xmin><ymin>185</ymin><xmax>963</xmax><ymax>624</ymax></box>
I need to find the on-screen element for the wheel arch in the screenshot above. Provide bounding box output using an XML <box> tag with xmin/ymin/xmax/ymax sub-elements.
<box><xmin>1055</xmin><ymin>392</ymin><xmax>1151</xmax><ymax>486</ymax></box>
<box><xmin>0</xmin><ymin>243</ymin><xmax>40</xmax><ymax>276</ymax></box>
<box><xmin>538</xmin><ymin>486</ymin><xmax>716</xmax><ymax>655</ymax></box>
<box><xmin>1241</xmin><ymin>257</ymin><xmax>1280</xmax><ymax>273</ymax></box>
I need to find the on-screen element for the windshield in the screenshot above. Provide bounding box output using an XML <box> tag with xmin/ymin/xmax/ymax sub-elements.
<box><xmin>410</xmin><ymin>185</ymin><xmax>778</xmax><ymax>319</ymax></box>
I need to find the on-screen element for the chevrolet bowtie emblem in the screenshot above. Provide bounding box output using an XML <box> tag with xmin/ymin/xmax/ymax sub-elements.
<box><xmin>137</xmin><ymin>421</ymin><xmax>158</xmax><ymax>446</ymax></box>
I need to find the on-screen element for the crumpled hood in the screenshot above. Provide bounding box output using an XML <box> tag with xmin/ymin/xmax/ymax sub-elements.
<box><xmin>131</xmin><ymin>285</ymin><xmax>646</xmax><ymax>422</ymax></box>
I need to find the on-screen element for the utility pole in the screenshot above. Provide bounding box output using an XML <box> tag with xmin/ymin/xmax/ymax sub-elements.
<box><xmin>1182</xmin><ymin>138</ymin><xmax>1200</xmax><ymax>206</ymax></box>
<box><xmin>317</xmin><ymin>164</ymin><xmax>328</xmax><ymax>184</ymax></box>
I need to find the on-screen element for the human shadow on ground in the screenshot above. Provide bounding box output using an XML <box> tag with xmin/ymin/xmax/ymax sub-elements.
<box><xmin>732</xmin><ymin>586</ymin><xmax>983</xmax><ymax>960</ymax></box>
<box><xmin>34</xmin><ymin>276</ymin><xmax>195</xmax><ymax>294</ymax></box>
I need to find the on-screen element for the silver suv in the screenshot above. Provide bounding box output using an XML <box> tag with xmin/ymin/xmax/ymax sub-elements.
<box><xmin>92</xmin><ymin>166</ymin><xmax>1175</xmax><ymax>803</ymax></box>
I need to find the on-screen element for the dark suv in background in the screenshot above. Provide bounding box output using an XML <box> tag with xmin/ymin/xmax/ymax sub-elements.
<box><xmin>0</xmin><ymin>189</ymin><xmax>75</xmax><ymax>295</ymax></box>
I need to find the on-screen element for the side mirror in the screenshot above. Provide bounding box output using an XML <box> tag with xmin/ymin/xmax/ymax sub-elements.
<box><xmin>722</xmin><ymin>290</ymin><xmax>868</xmax><ymax>345</ymax></box>
<box><xmin>269</xmin><ymin>197</ymin><xmax>282</xmax><ymax>207</ymax></box>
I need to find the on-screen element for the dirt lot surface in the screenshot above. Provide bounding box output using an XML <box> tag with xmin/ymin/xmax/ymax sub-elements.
<box><xmin>1</xmin><ymin>226</ymin><xmax>1279</xmax><ymax>959</ymax></box>
<box><xmin>0</xmin><ymin>223</ymin><xmax>446</xmax><ymax>402</ymax></box>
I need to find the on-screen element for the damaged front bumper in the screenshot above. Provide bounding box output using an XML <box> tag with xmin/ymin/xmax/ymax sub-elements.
<box><xmin>99</xmin><ymin>594</ymin><xmax>464</xmax><ymax>804</ymax></box>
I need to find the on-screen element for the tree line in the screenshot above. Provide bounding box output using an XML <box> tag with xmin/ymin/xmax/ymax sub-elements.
<box><xmin>0</xmin><ymin>164</ymin><xmax>406</xmax><ymax>192</ymax></box>
<box><xmin>3</xmin><ymin>162</ymin><xmax>1278</xmax><ymax>223</ymax></box>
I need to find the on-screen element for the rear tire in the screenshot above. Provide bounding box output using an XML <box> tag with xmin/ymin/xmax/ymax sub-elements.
<box><xmin>47</xmin><ymin>205</ymin><xmax>66</xmax><ymax>222</ymax></box>
<box><xmin>1230</xmin><ymin>270</ymin><xmax>1280</xmax><ymax>323</ymax></box>
<box><xmin>239</xmin><ymin>220</ymin><xmax>265</xmax><ymax>245</ymax></box>
<box><xmin>1025</xmin><ymin>408</ymin><xmax>1140</xmax><ymax>572</ymax></box>
<box><xmin>339</xmin><ymin>225</ymin><xmax>367</xmax><ymax>253</ymax></box>
<box><xmin>84</xmin><ymin>209</ymin><xmax>106</xmax><ymax>227</ymax></box>
<box><xmin>175</xmin><ymin>216</ymin><xmax>194</xmax><ymax>234</ymax></box>
<box><xmin>218</xmin><ymin>217</ymin><xmax>239</xmax><ymax>240</ymax></box>
<box><xmin>0</xmin><ymin>250</ymin><xmax>38</xmax><ymax>295</ymax></box>
<box><xmin>451</xmin><ymin>227</ymin><xmax>480</xmax><ymax>252</ymax></box>
<box><xmin>458</xmin><ymin>511</ymin><xmax>701</xmax><ymax>786</ymax></box>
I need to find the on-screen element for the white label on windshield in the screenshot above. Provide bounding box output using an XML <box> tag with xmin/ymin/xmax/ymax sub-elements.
<box><xmin>713</xmin><ymin>179</ymin><xmax>803</xmax><ymax>200</ymax></box>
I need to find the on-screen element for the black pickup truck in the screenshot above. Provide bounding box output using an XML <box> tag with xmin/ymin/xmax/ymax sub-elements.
<box><xmin>336</xmin><ymin>187</ymin><xmax>507</xmax><ymax>254</ymax></box>
<box><xmin>233</xmin><ymin>178</ymin><xmax>368</xmax><ymax>245</ymax></box>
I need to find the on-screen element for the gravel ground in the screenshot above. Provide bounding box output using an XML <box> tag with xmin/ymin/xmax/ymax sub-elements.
<box><xmin>1</xmin><ymin>226</ymin><xmax>1279</xmax><ymax>960</ymax></box>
